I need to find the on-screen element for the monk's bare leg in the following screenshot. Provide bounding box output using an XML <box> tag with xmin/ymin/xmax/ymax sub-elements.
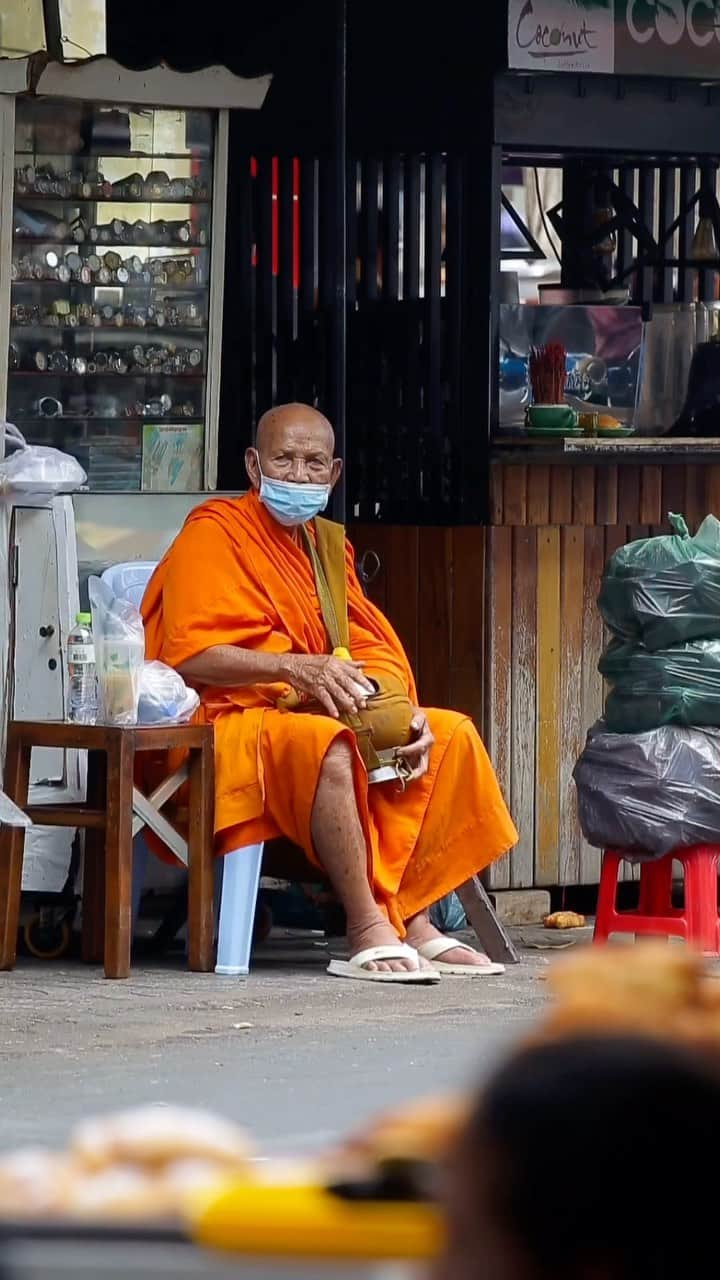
<box><xmin>311</xmin><ymin>739</ymin><xmax>418</xmax><ymax>974</ymax></box>
<box><xmin>405</xmin><ymin>909</ymin><xmax>495</xmax><ymax>968</ymax></box>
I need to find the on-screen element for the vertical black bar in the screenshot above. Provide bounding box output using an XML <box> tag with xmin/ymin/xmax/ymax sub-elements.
<box><xmin>461</xmin><ymin>141</ymin><xmax>501</xmax><ymax>523</ymax></box>
<box><xmin>346</xmin><ymin>157</ymin><xmax>358</xmax><ymax>308</ymax></box>
<box><xmin>330</xmin><ymin>0</ymin><xmax>347</xmax><ymax>521</ymax></box>
<box><xmin>277</xmin><ymin>154</ymin><xmax>295</xmax><ymax>403</ymax></box>
<box><xmin>679</xmin><ymin>164</ymin><xmax>696</xmax><ymax>305</ymax></box>
<box><xmin>404</xmin><ymin>156</ymin><xmax>421</xmax><ymax>301</ymax></box>
<box><xmin>446</xmin><ymin>154</ymin><xmax>463</xmax><ymax>514</ymax></box>
<box><xmin>382</xmin><ymin>153</ymin><xmax>401</xmax><ymax>302</ymax></box>
<box><xmin>298</xmin><ymin>155</ymin><xmax>317</xmax><ymax>406</ymax></box>
<box><xmin>658</xmin><ymin>165</ymin><xmax>677</xmax><ymax>305</ymax></box>
<box><xmin>218</xmin><ymin>140</ymin><xmax>254</xmax><ymax>487</ymax></box>
<box><xmin>700</xmin><ymin>162</ymin><xmax>717</xmax><ymax>303</ymax></box>
<box><xmin>359</xmin><ymin>155</ymin><xmax>379</xmax><ymax>302</ymax></box>
<box><xmin>300</xmin><ymin>157</ymin><xmax>317</xmax><ymax>315</ymax></box>
<box><xmin>637</xmin><ymin>163</ymin><xmax>655</xmax><ymax>306</ymax></box>
<box><xmin>617</xmin><ymin>165</ymin><xmax>635</xmax><ymax>290</ymax></box>
<box><xmin>424</xmin><ymin>152</ymin><xmax>443</xmax><ymax>515</ymax></box>
<box><xmin>255</xmin><ymin>154</ymin><xmax>275</xmax><ymax>416</ymax></box>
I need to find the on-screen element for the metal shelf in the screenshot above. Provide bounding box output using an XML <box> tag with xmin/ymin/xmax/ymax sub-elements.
<box><xmin>16</xmin><ymin>195</ymin><xmax>211</xmax><ymax>205</ymax></box>
<box><xmin>11</xmin><ymin>324</ymin><xmax>206</xmax><ymax>336</ymax></box>
<box><xmin>15</xmin><ymin>151</ymin><xmax>211</xmax><ymax>161</ymax></box>
<box><xmin>11</xmin><ymin>279</ymin><xmax>206</xmax><ymax>292</ymax></box>
<box><xmin>10</xmin><ymin>370</ymin><xmax>205</xmax><ymax>379</ymax></box>
<box><xmin>14</xmin><ymin>237</ymin><xmax>207</xmax><ymax>249</ymax></box>
<box><xmin>14</xmin><ymin>415</ymin><xmax>205</xmax><ymax>424</ymax></box>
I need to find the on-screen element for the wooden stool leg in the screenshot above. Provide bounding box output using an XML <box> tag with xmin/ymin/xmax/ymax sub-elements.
<box><xmin>0</xmin><ymin>736</ymin><xmax>31</xmax><ymax>970</ymax></box>
<box><xmin>187</xmin><ymin>742</ymin><xmax>215</xmax><ymax>973</ymax></box>
<box><xmin>81</xmin><ymin>750</ymin><xmax>107</xmax><ymax>965</ymax></box>
<box><xmin>104</xmin><ymin>734</ymin><xmax>134</xmax><ymax>979</ymax></box>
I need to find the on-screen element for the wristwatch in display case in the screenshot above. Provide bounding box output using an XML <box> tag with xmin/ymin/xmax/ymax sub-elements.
<box><xmin>7</xmin><ymin>98</ymin><xmax>215</xmax><ymax>492</ymax></box>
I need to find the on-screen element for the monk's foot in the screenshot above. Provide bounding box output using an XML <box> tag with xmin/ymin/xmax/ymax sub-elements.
<box><xmin>346</xmin><ymin>913</ymin><xmax>432</xmax><ymax>974</ymax></box>
<box><xmin>405</xmin><ymin>915</ymin><xmax>495</xmax><ymax>968</ymax></box>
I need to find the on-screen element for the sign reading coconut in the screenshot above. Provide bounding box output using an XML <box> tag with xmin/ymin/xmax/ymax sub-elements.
<box><xmin>508</xmin><ymin>0</ymin><xmax>615</xmax><ymax>73</ymax></box>
<box><xmin>508</xmin><ymin>0</ymin><xmax>720</xmax><ymax>76</ymax></box>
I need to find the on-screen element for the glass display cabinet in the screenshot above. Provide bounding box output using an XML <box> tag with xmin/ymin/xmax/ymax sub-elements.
<box><xmin>7</xmin><ymin>98</ymin><xmax>221</xmax><ymax>492</ymax></box>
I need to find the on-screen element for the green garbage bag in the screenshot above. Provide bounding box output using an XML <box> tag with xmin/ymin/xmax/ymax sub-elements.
<box><xmin>600</xmin><ymin>637</ymin><xmax>720</xmax><ymax>733</ymax></box>
<box><xmin>597</xmin><ymin>513</ymin><xmax>720</xmax><ymax>650</ymax></box>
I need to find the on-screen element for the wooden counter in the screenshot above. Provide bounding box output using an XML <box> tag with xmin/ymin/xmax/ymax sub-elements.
<box><xmin>354</xmin><ymin>447</ymin><xmax>720</xmax><ymax>893</ymax></box>
<box><xmin>485</xmin><ymin>448</ymin><xmax>720</xmax><ymax>892</ymax></box>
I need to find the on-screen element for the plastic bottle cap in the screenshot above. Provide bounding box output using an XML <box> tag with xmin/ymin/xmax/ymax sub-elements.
<box><xmin>76</xmin><ymin>612</ymin><xmax>92</xmax><ymax>624</ymax></box>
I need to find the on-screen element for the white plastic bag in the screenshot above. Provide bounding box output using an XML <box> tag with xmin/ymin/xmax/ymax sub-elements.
<box><xmin>0</xmin><ymin>789</ymin><xmax>31</xmax><ymax>828</ymax></box>
<box><xmin>0</xmin><ymin>423</ymin><xmax>86</xmax><ymax>494</ymax></box>
<box><xmin>138</xmin><ymin>661</ymin><xmax>200</xmax><ymax>726</ymax></box>
<box><xmin>89</xmin><ymin>576</ymin><xmax>145</xmax><ymax>726</ymax></box>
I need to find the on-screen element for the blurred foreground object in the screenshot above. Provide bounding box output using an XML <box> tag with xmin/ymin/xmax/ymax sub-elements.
<box><xmin>536</xmin><ymin>942</ymin><xmax>720</xmax><ymax>1049</ymax></box>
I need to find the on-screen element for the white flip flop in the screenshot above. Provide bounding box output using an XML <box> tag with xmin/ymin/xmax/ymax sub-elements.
<box><xmin>327</xmin><ymin>943</ymin><xmax>440</xmax><ymax>984</ymax></box>
<box><xmin>416</xmin><ymin>937</ymin><xmax>506</xmax><ymax>976</ymax></box>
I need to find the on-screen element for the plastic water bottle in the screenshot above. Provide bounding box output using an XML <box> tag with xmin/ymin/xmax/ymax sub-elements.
<box><xmin>67</xmin><ymin>612</ymin><xmax>97</xmax><ymax>724</ymax></box>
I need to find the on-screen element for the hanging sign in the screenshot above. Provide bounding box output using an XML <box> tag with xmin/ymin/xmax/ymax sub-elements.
<box><xmin>508</xmin><ymin>1</ymin><xmax>720</xmax><ymax>77</ymax></box>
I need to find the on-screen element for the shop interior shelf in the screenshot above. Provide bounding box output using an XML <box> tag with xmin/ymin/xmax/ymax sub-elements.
<box><xmin>15</xmin><ymin>195</ymin><xmax>211</xmax><ymax>205</ymax></box>
<box><xmin>14</xmin><ymin>237</ymin><xmax>207</xmax><ymax>249</ymax></box>
<box><xmin>9</xmin><ymin>370</ymin><xmax>205</xmax><ymax>379</ymax></box>
<box><xmin>14</xmin><ymin>414</ymin><xmax>205</xmax><ymax>424</ymax></box>
<box><xmin>11</xmin><ymin>324</ymin><xmax>206</xmax><ymax>336</ymax></box>
<box><xmin>15</xmin><ymin>151</ymin><xmax>212</xmax><ymax>161</ymax></box>
<box><xmin>11</xmin><ymin>280</ymin><xmax>207</xmax><ymax>291</ymax></box>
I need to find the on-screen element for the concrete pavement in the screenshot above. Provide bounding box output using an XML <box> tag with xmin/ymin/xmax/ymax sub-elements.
<box><xmin>0</xmin><ymin>928</ymin><xmax>578</xmax><ymax>1153</ymax></box>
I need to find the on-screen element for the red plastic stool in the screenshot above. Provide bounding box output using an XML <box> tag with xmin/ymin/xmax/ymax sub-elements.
<box><xmin>594</xmin><ymin>845</ymin><xmax>720</xmax><ymax>954</ymax></box>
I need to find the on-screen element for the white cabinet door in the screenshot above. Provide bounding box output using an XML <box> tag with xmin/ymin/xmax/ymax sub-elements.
<box><xmin>12</xmin><ymin>506</ymin><xmax>66</xmax><ymax>783</ymax></box>
<box><xmin>9</xmin><ymin>499</ymin><xmax>82</xmax><ymax>892</ymax></box>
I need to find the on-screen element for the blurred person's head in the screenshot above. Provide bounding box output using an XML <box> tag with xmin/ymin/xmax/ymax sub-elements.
<box><xmin>436</xmin><ymin>1034</ymin><xmax>720</xmax><ymax>1280</ymax></box>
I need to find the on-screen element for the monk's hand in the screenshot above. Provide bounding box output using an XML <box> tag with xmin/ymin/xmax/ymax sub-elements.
<box><xmin>286</xmin><ymin>654</ymin><xmax>375</xmax><ymax>718</ymax></box>
<box><xmin>395</xmin><ymin>710</ymin><xmax>434</xmax><ymax>780</ymax></box>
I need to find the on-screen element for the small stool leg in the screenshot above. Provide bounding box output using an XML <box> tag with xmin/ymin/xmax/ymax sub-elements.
<box><xmin>187</xmin><ymin>742</ymin><xmax>215</xmax><ymax>973</ymax></box>
<box><xmin>683</xmin><ymin>846</ymin><xmax>720</xmax><ymax>954</ymax></box>
<box><xmin>104</xmin><ymin>734</ymin><xmax>134</xmax><ymax>979</ymax></box>
<box><xmin>81</xmin><ymin>749</ymin><xmax>107</xmax><ymax>965</ymax></box>
<box><xmin>594</xmin><ymin>850</ymin><xmax>623</xmax><ymax>943</ymax></box>
<box><xmin>0</xmin><ymin>735</ymin><xmax>31</xmax><ymax>970</ymax></box>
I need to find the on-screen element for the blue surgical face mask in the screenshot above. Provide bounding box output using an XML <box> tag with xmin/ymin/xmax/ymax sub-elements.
<box><xmin>256</xmin><ymin>459</ymin><xmax>331</xmax><ymax>528</ymax></box>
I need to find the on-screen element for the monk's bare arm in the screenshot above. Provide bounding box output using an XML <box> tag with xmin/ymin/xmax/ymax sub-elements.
<box><xmin>177</xmin><ymin>647</ymin><xmax>373</xmax><ymax>717</ymax></box>
<box><xmin>177</xmin><ymin>645</ymin><xmax>292</xmax><ymax>689</ymax></box>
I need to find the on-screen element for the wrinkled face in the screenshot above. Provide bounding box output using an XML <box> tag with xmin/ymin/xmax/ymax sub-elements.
<box><xmin>245</xmin><ymin>407</ymin><xmax>342</xmax><ymax>490</ymax></box>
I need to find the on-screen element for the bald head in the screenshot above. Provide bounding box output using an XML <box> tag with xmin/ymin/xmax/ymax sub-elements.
<box><xmin>256</xmin><ymin>403</ymin><xmax>335</xmax><ymax>455</ymax></box>
<box><xmin>245</xmin><ymin>402</ymin><xmax>342</xmax><ymax>502</ymax></box>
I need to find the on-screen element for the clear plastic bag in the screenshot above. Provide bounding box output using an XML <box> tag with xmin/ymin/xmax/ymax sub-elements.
<box><xmin>88</xmin><ymin>576</ymin><xmax>145</xmax><ymax>726</ymax></box>
<box><xmin>573</xmin><ymin>720</ymin><xmax>720</xmax><ymax>858</ymax></box>
<box><xmin>600</xmin><ymin>637</ymin><xmax>720</xmax><ymax>733</ymax></box>
<box><xmin>0</xmin><ymin>423</ymin><xmax>86</xmax><ymax>494</ymax></box>
<box><xmin>138</xmin><ymin>660</ymin><xmax>200</xmax><ymax>726</ymax></box>
<box><xmin>597</xmin><ymin>513</ymin><xmax>720</xmax><ymax>650</ymax></box>
<box><xmin>0</xmin><ymin>789</ymin><xmax>31</xmax><ymax>828</ymax></box>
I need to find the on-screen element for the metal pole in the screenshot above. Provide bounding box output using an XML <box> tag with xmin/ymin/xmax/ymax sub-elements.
<box><xmin>332</xmin><ymin>0</ymin><xmax>348</xmax><ymax>523</ymax></box>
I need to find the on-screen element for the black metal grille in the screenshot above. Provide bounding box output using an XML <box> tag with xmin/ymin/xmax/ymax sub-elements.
<box><xmin>218</xmin><ymin>146</ymin><xmax>475</xmax><ymax>524</ymax></box>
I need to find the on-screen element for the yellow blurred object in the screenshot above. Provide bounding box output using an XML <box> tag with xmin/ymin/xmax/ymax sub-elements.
<box><xmin>332</xmin><ymin>646</ymin><xmax>353</xmax><ymax>662</ymax></box>
<box><xmin>189</xmin><ymin>1179</ymin><xmax>444</xmax><ymax>1260</ymax></box>
<box><xmin>597</xmin><ymin>414</ymin><xmax>621</xmax><ymax>430</ymax></box>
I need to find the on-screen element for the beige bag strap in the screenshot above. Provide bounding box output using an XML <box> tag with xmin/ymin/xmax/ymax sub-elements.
<box><xmin>301</xmin><ymin>518</ymin><xmax>350</xmax><ymax>654</ymax></box>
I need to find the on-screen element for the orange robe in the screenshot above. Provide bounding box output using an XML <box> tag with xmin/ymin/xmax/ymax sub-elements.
<box><xmin>142</xmin><ymin>491</ymin><xmax>517</xmax><ymax>934</ymax></box>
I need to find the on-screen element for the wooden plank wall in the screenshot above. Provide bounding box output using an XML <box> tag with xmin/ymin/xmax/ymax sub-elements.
<box><xmin>351</xmin><ymin>525</ymin><xmax>486</xmax><ymax>725</ymax></box>
<box><xmin>485</xmin><ymin>458</ymin><xmax>720</xmax><ymax>889</ymax></box>
<box><xmin>355</xmin><ymin>460</ymin><xmax>720</xmax><ymax>891</ymax></box>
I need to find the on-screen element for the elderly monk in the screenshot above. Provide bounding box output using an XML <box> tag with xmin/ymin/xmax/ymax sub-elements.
<box><xmin>142</xmin><ymin>403</ymin><xmax>517</xmax><ymax>984</ymax></box>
